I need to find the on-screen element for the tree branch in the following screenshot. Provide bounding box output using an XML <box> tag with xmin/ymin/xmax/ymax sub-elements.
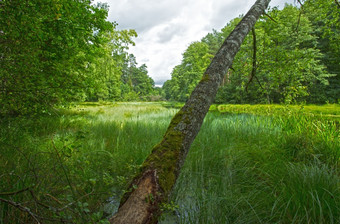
<box><xmin>335</xmin><ymin>0</ymin><xmax>340</xmax><ymax>8</ymax></box>
<box><xmin>264</xmin><ymin>12</ymin><xmax>277</xmax><ymax>23</ymax></box>
<box><xmin>0</xmin><ymin>187</ymin><xmax>30</xmax><ymax>196</ymax></box>
<box><xmin>51</xmin><ymin>138</ymin><xmax>76</xmax><ymax>198</ymax></box>
<box><xmin>254</xmin><ymin>75</ymin><xmax>265</xmax><ymax>90</ymax></box>
<box><xmin>0</xmin><ymin>197</ymin><xmax>41</xmax><ymax>224</ymax></box>
<box><xmin>295</xmin><ymin>0</ymin><xmax>304</xmax><ymax>33</ymax></box>
<box><xmin>246</xmin><ymin>27</ymin><xmax>257</xmax><ymax>92</ymax></box>
<box><xmin>296</xmin><ymin>0</ymin><xmax>304</xmax><ymax>8</ymax></box>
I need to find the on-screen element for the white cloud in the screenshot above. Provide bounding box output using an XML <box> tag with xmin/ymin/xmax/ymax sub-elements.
<box><xmin>93</xmin><ymin>0</ymin><xmax>296</xmax><ymax>85</ymax></box>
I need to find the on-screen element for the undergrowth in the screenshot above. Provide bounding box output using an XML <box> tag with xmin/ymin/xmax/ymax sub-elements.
<box><xmin>0</xmin><ymin>102</ymin><xmax>339</xmax><ymax>223</ymax></box>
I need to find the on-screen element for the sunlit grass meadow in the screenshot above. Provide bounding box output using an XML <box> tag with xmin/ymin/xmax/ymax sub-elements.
<box><xmin>0</xmin><ymin>102</ymin><xmax>339</xmax><ymax>223</ymax></box>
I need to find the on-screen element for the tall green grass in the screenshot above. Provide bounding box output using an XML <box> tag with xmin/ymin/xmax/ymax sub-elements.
<box><xmin>1</xmin><ymin>102</ymin><xmax>339</xmax><ymax>223</ymax></box>
<box><xmin>0</xmin><ymin>102</ymin><xmax>177</xmax><ymax>223</ymax></box>
<box><xmin>161</xmin><ymin>110</ymin><xmax>339</xmax><ymax>223</ymax></box>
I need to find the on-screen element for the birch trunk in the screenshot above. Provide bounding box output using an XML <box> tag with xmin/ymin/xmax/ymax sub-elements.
<box><xmin>109</xmin><ymin>0</ymin><xmax>271</xmax><ymax>223</ymax></box>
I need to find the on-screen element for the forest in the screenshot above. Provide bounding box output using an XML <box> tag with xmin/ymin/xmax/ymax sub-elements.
<box><xmin>164</xmin><ymin>1</ymin><xmax>339</xmax><ymax>104</ymax></box>
<box><xmin>0</xmin><ymin>0</ymin><xmax>339</xmax><ymax>223</ymax></box>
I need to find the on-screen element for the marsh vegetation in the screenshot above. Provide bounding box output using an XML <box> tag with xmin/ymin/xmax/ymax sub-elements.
<box><xmin>1</xmin><ymin>102</ymin><xmax>338</xmax><ymax>223</ymax></box>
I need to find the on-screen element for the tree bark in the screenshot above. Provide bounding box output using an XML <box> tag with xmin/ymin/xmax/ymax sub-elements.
<box><xmin>109</xmin><ymin>0</ymin><xmax>271</xmax><ymax>223</ymax></box>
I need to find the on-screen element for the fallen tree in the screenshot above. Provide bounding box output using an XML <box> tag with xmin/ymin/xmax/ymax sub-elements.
<box><xmin>109</xmin><ymin>0</ymin><xmax>271</xmax><ymax>223</ymax></box>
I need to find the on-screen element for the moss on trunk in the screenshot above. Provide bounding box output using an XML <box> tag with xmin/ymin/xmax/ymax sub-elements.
<box><xmin>109</xmin><ymin>1</ymin><xmax>271</xmax><ymax>223</ymax></box>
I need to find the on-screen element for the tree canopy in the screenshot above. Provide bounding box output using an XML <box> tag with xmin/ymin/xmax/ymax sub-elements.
<box><xmin>0</xmin><ymin>0</ymin><xmax>156</xmax><ymax>116</ymax></box>
<box><xmin>1</xmin><ymin>0</ymin><xmax>338</xmax><ymax>116</ymax></box>
<box><xmin>163</xmin><ymin>1</ymin><xmax>339</xmax><ymax>104</ymax></box>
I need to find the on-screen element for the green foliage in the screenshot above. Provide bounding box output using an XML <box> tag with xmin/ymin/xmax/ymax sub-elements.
<box><xmin>302</xmin><ymin>0</ymin><xmax>340</xmax><ymax>103</ymax></box>
<box><xmin>120</xmin><ymin>55</ymin><xmax>155</xmax><ymax>100</ymax></box>
<box><xmin>0</xmin><ymin>1</ymin><xmax>157</xmax><ymax>116</ymax></box>
<box><xmin>164</xmin><ymin>3</ymin><xmax>338</xmax><ymax>104</ymax></box>
<box><xmin>0</xmin><ymin>0</ymin><xmax>113</xmax><ymax>115</ymax></box>
<box><xmin>84</xmin><ymin>28</ymin><xmax>138</xmax><ymax>102</ymax></box>
<box><xmin>252</xmin><ymin>5</ymin><xmax>330</xmax><ymax>104</ymax></box>
<box><xmin>164</xmin><ymin>42</ymin><xmax>213</xmax><ymax>101</ymax></box>
<box><xmin>219</xmin><ymin>5</ymin><xmax>334</xmax><ymax>104</ymax></box>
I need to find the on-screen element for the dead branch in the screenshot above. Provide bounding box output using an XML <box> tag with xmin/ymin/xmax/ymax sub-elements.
<box><xmin>0</xmin><ymin>197</ymin><xmax>41</xmax><ymax>224</ymax></box>
<box><xmin>0</xmin><ymin>187</ymin><xmax>30</xmax><ymax>196</ymax></box>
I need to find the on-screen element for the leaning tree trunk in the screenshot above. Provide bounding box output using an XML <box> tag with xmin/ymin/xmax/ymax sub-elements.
<box><xmin>109</xmin><ymin>0</ymin><xmax>271</xmax><ymax>223</ymax></box>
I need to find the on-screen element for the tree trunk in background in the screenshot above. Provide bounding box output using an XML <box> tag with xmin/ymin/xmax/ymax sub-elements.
<box><xmin>109</xmin><ymin>0</ymin><xmax>271</xmax><ymax>223</ymax></box>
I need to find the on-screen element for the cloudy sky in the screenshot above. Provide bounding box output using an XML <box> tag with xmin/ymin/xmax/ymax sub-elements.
<box><xmin>93</xmin><ymin>0</ymin><xmax>296</xmax><ymax>86</ymax></box>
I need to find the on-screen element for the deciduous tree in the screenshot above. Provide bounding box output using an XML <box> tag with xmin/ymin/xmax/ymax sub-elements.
<box><xmin>0</xmin><ymin>0</ymin><xmax>113</xmax><ymax>115</ymax></box>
